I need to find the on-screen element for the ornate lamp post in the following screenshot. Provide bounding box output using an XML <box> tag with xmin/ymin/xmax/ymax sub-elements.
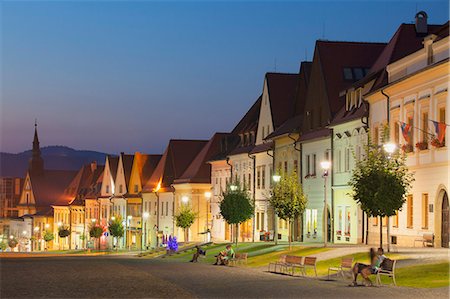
<box><xmin>127</xmin><ymin>215</ymin><xmax>132</xmax><ymax>250</ymax></box>
<box><xmin>320</xmin><ymin>161</ymin><xmax>331</xmax><ymax>247</ymax></box>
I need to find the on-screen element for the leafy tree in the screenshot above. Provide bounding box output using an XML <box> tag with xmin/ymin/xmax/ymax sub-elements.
<box><xmin>89</xmin><ymin>224</ymin><xmax>104</xmax><ymax>250</ymax></box>
<box><xmin>174</xmin><ymin>207</ymin><xmax>197</xmax><ymax>242</ymax></box>
<box><xmin>109</xmin><ymin>216</ymin><xmax>125</xmax><ymax>250</ymax></box>
<box><xmin>8</xmin><ymin>237</ymin><xmax>18</xmax><ymax>249</ymax></box>
<box><xmin>0</xmin><ymin>241</ymin><xmax>6</xmax><ymax>251</ymax></box>
<box><xmin>44</xmin><ymin>231</ymin><xmax>54</xmax><ymax>243</ymax></box>
<box><xmin>58</xmin><ymin>225</ymin><xmax>70</xmax><ymax>238</ymax></box>
<box><xmin>269</xmin><ymin>170</ymin><xmax>307</xmax><ymax>250</ymax></box>
<box><xmin>220</xmin><ymin>181</ymin><xmax>254</xmax><ymax>246</ymax></box>
<box><xmin>349</xmin><ymin>143</ymin><xmax>414</xmax><ymax>248</ymax></box>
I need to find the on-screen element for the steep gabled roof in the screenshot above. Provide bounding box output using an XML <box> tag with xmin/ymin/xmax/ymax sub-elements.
<box><xmin>265</xmin><ymin>73</ymin><xmax>299</xmax><ymax>128</ymax></box>
<box><xmin>108</xmin><ymin>155</ymin><xmax>119</xmax><ymax>180</ymax></box>
<box><xmin>174</xmin><ymin>133</ymin><xmax>229</xmax><ymax>184</ymax></box>
<box><xmin>316</xmin><ymin>40</ymin><xmax>386</xmax><ymax>116</ymax></box>
<box><xmin>137</xmin><ymin>154</ymin><xmax>163</xmax><ymax>187</ymax></box>
<box><xmin>143</xmin><ymin>140</ymin><xmax>208</xmax><ymax>192</ymax></box>
<box><xmin>369</xmin><ymin>23</ymin><xmax>442</xmax><ymax>91</ymax></box>
<box><xmin>121</xmin><ymin>154</ymin><xmax>134</xmax><ymax>188</ymax></box>
<box><xmin>231</xmin><ymin>96</ymin><xmax>262</xmax><ymax>135</ymax></box>
<box><xmin>29</xmin><ymin>170</ymin><xmax>77</xmax><ymax>208</ymax></box>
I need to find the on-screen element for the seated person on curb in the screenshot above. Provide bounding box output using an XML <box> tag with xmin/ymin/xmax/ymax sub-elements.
<box><xmin>214</xmin><ymin>244</ymin><xmax>234</xmax><ymax>265</ymax></box>
<box><xmin>351</xmin><ymin>248</ymin><xmax>386</xmax><ymax>286</ymax></box>
<box><xmin>190</xmin><ymin>246</ymin><xmax>206</xmax><ymax>263</ymax></box>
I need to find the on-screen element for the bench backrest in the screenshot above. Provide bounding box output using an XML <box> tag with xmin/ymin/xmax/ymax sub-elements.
<box><xmin>278</xmin><ymin>255</ymin><xmax>287</xmax><ymax>263</ymax></box>
<box><xmin>423</xmin><ymin>233</ymin><xmax>434</xmax><ymax>242</ymax></box>
<box><xmin>304</xmin><ymin>257</ymin><xmax>317</xmax><ymax>266</ymax></box>
<box><xmin>236</xmin><ymin>253</ymin><xmax>248</xmax><ymax>259</ymax></box>
<box><xmin>380</xmin><ymin>258</ymin><xmax>396</xmax><ymax>272</ymax></box>
<box><xmin>285</xmin><ymin>255</ymin><xmax>303</xmax><ymax>264</ymax></box>
<box><xmin>341</xmin><ymin>257</ymin><xmax>354</xmax><ymax>269</ymax></box>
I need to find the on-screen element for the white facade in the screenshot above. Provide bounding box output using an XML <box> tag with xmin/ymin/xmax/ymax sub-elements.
<box><xmin>366</xmin><ymin>31</ymin><xmax>449</xmax><ymax>247</ymax></box>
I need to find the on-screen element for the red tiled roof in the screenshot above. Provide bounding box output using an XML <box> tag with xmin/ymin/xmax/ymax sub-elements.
<box><xmin>265</xmin><ymin>73</ymin><xmax>299</xmax><ymax>128</ymax></box>
<box><xmin>369</xmin><ymin>23</ymin><xmax>442</xmax><ymax>91</ymax></box>
<box><xmin>174</xmin><ymin>133</ymin><xmax>229</xmax><ymax>184</ymax></box>
<box><xmin>265</xmin><ymin>115</ymin><xmax>303</xmax><ymax>140</ymax></box>
<box><xmin>29</xmin><ymin>170</ymin><xmax>77</xmax><ymax>209</ymax></box>
<box><xmin>121</xmin><ymin>153</ymin><xmax>134</xmax><ymax>188</ymax></box>
<box><xmin>143</xmin><ymin>140</ymin><xmax>208</xmax><ymax>192</ymax></box>
<box><xmin>134</xmin><ymin>153</ymin><xmax>162</xmax><ymax>188</ymax></box>
<box><xmin>250</xmin><ymin>141</ymin><xmax>274</xmax><ymax>155</ymax></box>
<box><xmin>329</xmin><ymin>102</ymin><xmax>368</xmax><ymax>127</ymax></box>
<box><xmin>316</xmin><ymin>40</ymin><xmax>386</xmax><ymax>116</ymax></box>
<box><xmin>108</xmin><ymin>156</ymin><xmax>119</xmax><ymax>180</ymax></box>
<box><xmin>231</xmin><ymin>96</ymin><xmax>262</xmax><ymax>135</ymax></box>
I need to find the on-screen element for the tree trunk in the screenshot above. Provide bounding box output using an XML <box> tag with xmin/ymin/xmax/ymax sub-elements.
<box><xmin>365</xmin><ymin>214</ymin><xmax>369</xmax><ymax>245</ymax></box>
<box><xmin>379</xmin><ymin>216</ymin><xmax>383</xmax><ymax>249</ymax></box>
<box><xmin>235</xmin><ymin>223</ymin><xmax>239</xmax><ymax>247</ymax></box>
<box><xmin>288</xmin><ymin>219</ymin><xmax>292</xmax><ymax>250</ymax></box>
<box><xmin>184</xmin><ymin>228</ymin><xmax>188</xmax><ymax>243</ymax></box>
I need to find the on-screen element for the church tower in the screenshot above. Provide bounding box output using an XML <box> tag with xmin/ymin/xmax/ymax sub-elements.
<box><xmin>29</xmin><ymin>121</ymin><xmax>44</xmax><ymax>176</ymax></box>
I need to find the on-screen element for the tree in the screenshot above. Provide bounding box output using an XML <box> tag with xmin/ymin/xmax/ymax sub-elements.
<box><xmin>89</xmin><ymin>224</ymin><xmax>104</xmax><ymax>250</ymax></box>
<box><xmin>109</xmin><ymin>216</ymin><xmax>125</xmax><ymax>250</ymax></box>
<box><xmin>220</xmin><ymin>181</ymin><xmax>254</xmax><ymax>246</ymax></box>
<box><xmin>174</xmin><ymin>207</ymin><xmax>197</xmax><ymax>242</ymax></box>
<box><xmin>8</xmin><ymin>237</ymin><xmax>18</xmax><ymax>249</ymax></box>
<box><xmin>43</xmin><ymin>231</ymin><xmax>54</xmax><ymax>248</ymax></box>
<box><xmin>349</xmin><ymin>143</ymin><xmax>414</xmax><ymax>248</ymax></box>
<box><xmin>269</xmin><ymin>170</ymin><xmax>307</xmax><ymax>250</ymax></box>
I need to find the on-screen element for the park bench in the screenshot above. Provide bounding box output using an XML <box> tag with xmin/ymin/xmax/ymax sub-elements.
<box><xmin>229</xmin><ymin>252</ymin><xmax>248</xmax><ymax>266</ymax></box>
<box><xmin>327</xmin><ymin>257</ymin><xmax>354</xmax><ymax>280</ymax></box>
<box><xmin>414</xmin><ymin>233</ymin><xmax>434</xmax><ymax>247</ymax></box>
<box><xmin>268</xmin><ymin>255</ymin><xmax>287</xmax><ymax>273</ymax></box>
<box><xmin>376</xmin><ymin>258</ymin><xmax>397</xmax><ymax>286</ymax></box>
<box><xmin>297</xmin><ymin>256</ymin><xmax>317</xmax><ymax>277</ymax></box>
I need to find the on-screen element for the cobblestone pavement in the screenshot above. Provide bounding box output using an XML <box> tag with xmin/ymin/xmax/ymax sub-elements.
<box><xmin>1</xmin><ymin>255</ymin><xmax>449</xmax><ymax>298</ymax></box>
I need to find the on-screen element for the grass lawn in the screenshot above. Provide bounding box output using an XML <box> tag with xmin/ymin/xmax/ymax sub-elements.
<box><xmin>384</xmin><ymin>262</ymin><xmax>450</xmax><ymax>288</ymax></box>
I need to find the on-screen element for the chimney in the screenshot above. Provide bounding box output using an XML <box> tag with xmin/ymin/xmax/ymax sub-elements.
<box><xmin>415</xmin><ymin>11</ymin><xmax>428</xmax><ymax>35</ymax></box>
<box><xmin>90</xmin><ymin>161</ymin><xmax>97</xmax><ymax>172</ymax></box>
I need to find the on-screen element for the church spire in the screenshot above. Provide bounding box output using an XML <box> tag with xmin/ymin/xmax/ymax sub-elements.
<box><xmin>29</xmin><ymin>120</ymin><xmax>44</xmax><ymax>176</ymax></box>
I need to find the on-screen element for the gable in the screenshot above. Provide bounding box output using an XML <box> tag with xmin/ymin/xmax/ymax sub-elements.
<box><xmin>256</xmin><ymin>80</ymin><xmax>274</xmax><ymax>145</ymax></box>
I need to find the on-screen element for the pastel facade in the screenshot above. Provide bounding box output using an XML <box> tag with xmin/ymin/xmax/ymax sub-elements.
<box><xmin>366</xmin><ymin>20</ymin><xmax>449</xmax><ymax>247</ymax></box>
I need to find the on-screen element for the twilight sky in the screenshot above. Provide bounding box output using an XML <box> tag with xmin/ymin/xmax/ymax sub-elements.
<box><xmin>1</xmin><ymin>1</ymin><xmax>448</xmax><ymax>154</ymax></box>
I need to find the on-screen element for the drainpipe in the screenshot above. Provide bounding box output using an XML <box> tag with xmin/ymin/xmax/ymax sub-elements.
<box><xmin>248</xmin><ymin>153</ymin><xmax>256</xmax><ymax>243</ymax></box>
<box><xmin>330</xmin><ymin>129</ymin><xmax>335</xmax><ymax>246</ymax></box>
<box><xmin>288</xmin><ymin>131</ymin><xmax>302</xmax><ymax>242</ymax></box>
<box><xmin>265</xmin><ymin>146</ymin><xmax>278</xmax><ymax>245</ymax></box>
<box><xmin>361</xmin><ymin>100</ymin><xmax>369</xmax><ymax>244</ymax></box>
<box><xmin>381</xmin><ymin>89</ymin><xmax>391</xmax><ymax>252</ymax></box>
<box><xmin>226</xmin><ymin>157</ymin><xmax>233</xmax><ymax>181</ymax></box>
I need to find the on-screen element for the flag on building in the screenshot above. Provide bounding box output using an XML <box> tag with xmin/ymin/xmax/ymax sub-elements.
<box><xmin>400</xmin><ymin>122</ymin><xmax>411</xmax><ymax>143</ymax></box>
<box><xmin>430</xmin><ymin>120</ymin><xmax>447</xmax><ymax>143</ymax></box>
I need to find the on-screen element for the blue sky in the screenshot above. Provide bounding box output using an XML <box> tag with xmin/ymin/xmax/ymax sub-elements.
<box><xmin>1</xmin><ymin>1</ymin><xmax>448</xmax><ymax>154</ymax></box>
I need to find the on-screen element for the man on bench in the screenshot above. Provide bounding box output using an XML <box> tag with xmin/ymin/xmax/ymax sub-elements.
<box><xmin>351</xmin><ymin>248</ymin><xmax>386</xmax><ymax>287</ymax></box>
<box><xmin>190</xmin><ymin>245</ymin><xmax>206</xmax><ymax>263</ymax></box>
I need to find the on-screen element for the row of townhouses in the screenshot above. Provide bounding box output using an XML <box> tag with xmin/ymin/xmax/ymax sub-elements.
<box><xmin>1</xmin><ymin>12</ymin><xmax>449</xmax><ymax>251</ymax></box>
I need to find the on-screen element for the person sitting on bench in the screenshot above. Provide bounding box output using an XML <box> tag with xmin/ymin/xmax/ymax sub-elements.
<box><xmin>351</xmin><ymin>248</ymin><xmax>386</xmax><ymax>286</ymax></box>
<box><xmin>190</xmin><ymin>245</ymin><xmax>206</xmax><ymax>262</ymax></box>
<box><xmin>214</xmin><ymin>244</ymin><xmax>234</xmax><ymax>265</ymax></box>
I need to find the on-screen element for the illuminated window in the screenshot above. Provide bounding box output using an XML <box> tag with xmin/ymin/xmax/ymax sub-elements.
<box><xmin>407</xmin><ymin>195</ymin><xmax>413</xmax><ymax>228</ymax></box>
<box><xmin>422</xmin><ymin>194</ymin><xmax>428</xmax><ymax>229</ymax></box>
<box><xmin>345</xmin><ymin>207</ymin><xmax>351</xmax><ymax>236</ymax></box>
<box><xmin>374</xmin><ymin>126</ymin><xmax>379</xmax><ymax>145</ymax></box>
<box><xmin>134</xmin><ymin>185</ymin><xmax>138</xmax><ymax>193</ymax></box>
<box><xmin>166</xmin><ymin>202</ymin><xmax>169</xmax><ymax>216</ymax></box>
<box><xmin>257</xmin><ymin>168</ymin><xmax>261</xmax><ymax>189</ymax></box>
<box><xmin>393</xmin><ymin>211</ymin><xmax>399</xmax><ymax>227</ymax></box>
<box><xmin>293</xmin><ymin>160</ymin><xmax>298</xmax><ymax>173</ymax></box>
<box><xmin>373</xmin><ymin>216</ymin><xmax>378</xmax><ymax>226</ymax></box>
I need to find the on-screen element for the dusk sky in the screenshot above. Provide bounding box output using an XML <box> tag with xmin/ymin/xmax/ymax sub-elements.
<box><xmin>1</xmin><ymin>1</ymin><xmax>448</xmax><ymax>155</ymax></box>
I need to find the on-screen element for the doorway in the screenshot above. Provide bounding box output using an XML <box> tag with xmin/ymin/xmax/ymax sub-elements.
<box><xmin>441</xmin><ymin>192</ymin><xmax>449</xmax><ymax>248</ymax></box>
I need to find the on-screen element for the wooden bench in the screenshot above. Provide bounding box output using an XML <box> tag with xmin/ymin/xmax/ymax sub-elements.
<box><xmin>286</xmin><ymin>256</ymin><xmax>304</xmax><ymax>276</ymax></box>
<box><xmin>297</xmin><ymin>256</ymin><xmax>317</xmax><ymax>277</ymax></box>
<box><xmin>327</xmin><ymin>257</ymin><xmax>354</xmax><ymax>280</ymax></box>
<box><xmin>414</xmin><ymin>233</ymin><xmax>434</xmax><ymax>247</ymax></box>
<box><xmin>268</xmin><ymin>255</ymin><xmax>287</xmax><ymax>273</ymax></box>
<box><xmin>376</xmin><ymin>258</ymin><xmax>397</xmax><ymax>286</ymax></box>
<box><xmin>229</xmin><ymin>253</ymin><xmax>248</xmax><ymax>266</ymax></box>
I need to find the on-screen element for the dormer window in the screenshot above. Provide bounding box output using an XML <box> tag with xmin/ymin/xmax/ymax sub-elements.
<box><xmin>343</xmin><ymin>67</ymin><xmax>370</xmax><ymax>81</ymax></box>
<box><xmin>243</xmin><ymin>134</ymin><xmax>248</xmax><ymax>146</ymax></box>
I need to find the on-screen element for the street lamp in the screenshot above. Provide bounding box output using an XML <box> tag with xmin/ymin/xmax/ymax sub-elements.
<box><xmin>320</xmin><ymin>160</ymin><xmax>331</xmax><ymax>247</ymax></box>
<box><xmin>143</xmin><ymin>212</ymin><xmax>149</xmax><ymax>251</ymax></box>
<box><xmin>230</xmin><ymin>185</ymin><xmax>237</xmax><ymax>191</ymax></box>
<box><xmin>272</xmin><ymin>174</ymin><xmax>281</xmax><ymax>183</ymax></box>
<box><xmin>34</xmin><ymin>226</ymin><xmax>39</xmax><ymax>251</ymax></box>
<box><xmin>205</xmin><ymin>192</ymin><xmax>212</xmax><ymax>242</ymax></box>
<box><xmin>272</xmin><ymin>175</ymin><xmax>282</xmax><ymax>244</ymax></box>
<box><xmin>111</xmin><ymin>216</ymin><xmax>116</xmax><ymax>221</ymax></box>
<box><xmin>181</xmin><ymin>196</ymin><xmax>189</xmax><ymax>204</ymax></box>
<box><xmin>127</xmin><ymin>215</ymin><xmax>132</xmax><ymax>250</ymax></box>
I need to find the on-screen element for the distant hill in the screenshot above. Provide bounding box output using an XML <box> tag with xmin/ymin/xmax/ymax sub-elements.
<box><xmin>0</xmin><ymin>146</ymin><xmax>109</xmax><ymax>177</ymax></box>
